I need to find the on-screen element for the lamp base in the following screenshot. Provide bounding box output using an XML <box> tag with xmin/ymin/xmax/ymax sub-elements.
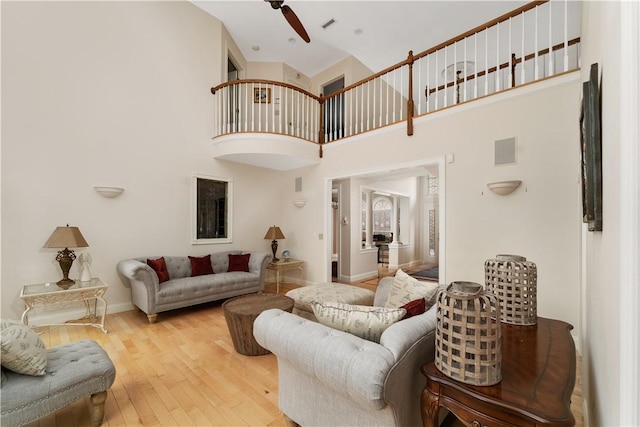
<box><xmin>271</xmin><ymin>239</ymin><xmax>279</xmax><ymax>262</ymax></box>
<box><xmin>56</xmin><ymin>277</ymin><xmax>75</xmax><ymax>290</ymax></box>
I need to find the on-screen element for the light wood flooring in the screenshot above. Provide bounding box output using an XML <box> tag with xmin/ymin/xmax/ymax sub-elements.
<box><xmin>24</xmin><ymin>265</ymin><xmax>583</xmax><ymax>427</ymax></box>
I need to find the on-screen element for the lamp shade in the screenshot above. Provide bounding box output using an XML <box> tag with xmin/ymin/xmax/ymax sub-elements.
<box><xmin>263</xmin><ymin>226</ymin><xmax>285</xmax><ymax>240</ymax></box>
<box><xmin>43</xmin><ymin>226</ymin><xmax>89</xmax><ymax>249</ymax></box>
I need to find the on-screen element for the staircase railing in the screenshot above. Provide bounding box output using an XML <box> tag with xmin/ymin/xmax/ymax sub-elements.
<box><xmin>211</xmin><ymin>0</ymin><xmax>581</xmax><ymax>155</ymax></box>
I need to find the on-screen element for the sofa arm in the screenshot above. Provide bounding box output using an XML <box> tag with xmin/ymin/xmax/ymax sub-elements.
<box><xmin>116</xmin><ymin>259</ymin><xmax>159</xmax><ymax>314</ymax></box>
<box><xmin>254</xmin><ymin>309</ymin><xmax>395</xmax><ymax>409</ymax></box>
<box><xmin>248</xmin><ymin>252</ymin><xmax>272</xmax><ymax>277</ymax></box>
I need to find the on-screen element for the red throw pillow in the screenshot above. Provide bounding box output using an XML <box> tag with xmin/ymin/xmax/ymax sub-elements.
<box><xmin>228</xmin><ymin>253</ymin><xmax>250</xmax><ymax>272</ymax></box>
<box><xmin>189</xmin><ymin>255</ymin><xmax>214</xmax><ymax>277</ymax></box>
<box><xmin>147</xmin><ymin>257</ymin><xmax>170</xmax><ymax>284</ymax></box>
<box><xmin>400</xmin><ymin>298</ymin><xmax>426</xmax><ymax>320</ymax></box>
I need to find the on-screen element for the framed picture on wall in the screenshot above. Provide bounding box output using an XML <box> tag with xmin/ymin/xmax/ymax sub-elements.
<box><xmin>192</xmin><ymin>174</ymin><xmax>233</xmax><ymax>244</ymax></box>
<box><xmin>253</xmin><ymin>87</ymin><xmax>271</xmax><ymax>104</ymax></box>
<box><xmin>579</xmin><ymin>63</ymin><xmax>603</xmax><ymax>232</ymax></box>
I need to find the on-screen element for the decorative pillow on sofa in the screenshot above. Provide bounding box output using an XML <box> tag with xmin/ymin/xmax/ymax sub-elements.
<box><xmin>147</xmin><ymin>257</ymin><xmax>170</xmax><ymax>283</ymax></box>
<box><xmin>311</xmin><ymin>301</ymin><xmax>406</xmax><ymax>343</ymax></box>
<box><xmin>385</xmin><ymin>268</ymin><xmax>439</xmax><ymax>311</ymax></box>
<box><xmin>189</xmin><ymin>255</ymin><xmax>214</xmax><ymax>277</ymax></box>
<box><xmin>228</xmin><ymin>253</ymin><xmax>250</xmax><ymax>272</ymax></box>
<box><xmin>1</xmin><ymin>318</ymin><xmax>47</xmax><ymax>376</ymax></box>
<box><xmin>400</xmin><ymin>298</ymin><xmax>426</xmax><ymax>319</ymax></box>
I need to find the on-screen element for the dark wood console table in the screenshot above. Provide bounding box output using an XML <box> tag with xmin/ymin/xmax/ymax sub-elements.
<box><xmin>421</xmin><ymin>317</ymin><xmax>576</xmax><ymax>427</ymax></box>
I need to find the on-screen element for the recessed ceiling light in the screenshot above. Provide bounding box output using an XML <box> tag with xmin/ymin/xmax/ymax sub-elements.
<box><xmin>252</xmin><ymin>45</ymin><xmax>260</xmax><ymax>51</ymax></box>
<box><xmin>354</xmin><ymin>29</ymin><xmax>363</xmax><ymax>35</ymax></box>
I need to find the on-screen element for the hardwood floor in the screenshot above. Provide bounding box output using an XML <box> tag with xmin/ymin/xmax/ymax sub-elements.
<box><xmin>24</xmin><ymin>267</ymin><xmax>583</xmax><ymax>427</ymax></box>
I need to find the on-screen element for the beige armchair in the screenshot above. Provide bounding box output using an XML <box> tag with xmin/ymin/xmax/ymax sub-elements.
<box><xmin>254</xmin><ymin>277</ymin><xmax>441</xmax><ymax>427</ymax></box>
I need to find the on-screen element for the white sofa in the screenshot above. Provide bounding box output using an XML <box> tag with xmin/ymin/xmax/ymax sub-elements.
<box><xmin>253</xmin><ymin>277</ymin><xmax>441</xmax><ymax>427</ymax></box>
<box><xmin>117</xmin><ymin>250</ymin><xmax>271</xmax><ymax>323</ymax></box>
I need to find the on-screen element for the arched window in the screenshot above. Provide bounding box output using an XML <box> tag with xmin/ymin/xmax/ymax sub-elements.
<box><xmin>373</xmin><ymin>197</ymin><xmax>391</xmax><ymax>239</ymax></box>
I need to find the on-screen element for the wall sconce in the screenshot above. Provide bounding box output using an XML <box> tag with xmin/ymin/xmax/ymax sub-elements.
<box><xmin>487</xmin><ymin>180</ymin><xmax>522</xmax><ymax>195</ymax></box>
<box><xmin>94</xmin><ymin>186</ymin><xmax>124</xmax><ymax>198</ymax></box>
<box><xmin>293</xmin><ymin>200</ymin><xmax>306</xmax><ymax>208</ymax></box>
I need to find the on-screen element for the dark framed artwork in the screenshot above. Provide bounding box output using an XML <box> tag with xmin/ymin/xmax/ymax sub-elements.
<box><xmin>253</xmin><ymin>87</ymin><xmax>271</xmax><ymax>104</ymax></box>
<box><xmin>192</xmin><ymin>174</ymin><xmax>233</xmax><ymax>244</ymax></box>
<box><xmin>579</xmin><ymin>63</ymin><xmax>603</xmax><ymax>231</ymax></box>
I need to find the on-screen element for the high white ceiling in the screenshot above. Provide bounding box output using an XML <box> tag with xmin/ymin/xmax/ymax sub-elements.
<box><xmin>192</xmin><ymin>0</ymin><xmax>528</xmax><ymax>78</ymax></box>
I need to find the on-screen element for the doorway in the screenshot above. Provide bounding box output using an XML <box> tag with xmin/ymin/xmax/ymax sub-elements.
<box><xmin>322</xmin><ymin>77</ymin><xmax>345</xmax><ymax>142</ymax></box>
<box><xmin>326</xmin><ymin>157</ymin><xmax>446</xmax><ymax>284</ymax></box>
<box><xmin>227</xmin><ymin>57</ymin><xmax>240</xmax><ymax>131</ymax></box>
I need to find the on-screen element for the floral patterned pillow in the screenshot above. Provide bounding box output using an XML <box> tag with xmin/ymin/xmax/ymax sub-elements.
<box><xmin>311</xmin><ymin>301</ymin><xmax>406</xmax><ymax>343</ymax></box>
<box><xmin>1</xmin><ymin>319</ymin><xmax>47</xmax><ymax>376</ymax></box>
<box><xmin>385</xmin><ymin>268</ymin><xmax>439</xmax><ymax>310</ymax></box>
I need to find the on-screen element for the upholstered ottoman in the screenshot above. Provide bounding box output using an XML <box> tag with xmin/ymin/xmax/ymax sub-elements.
<box><xmin>1</xmin><ymin>339</ymin><xmax>116</xmax><ymax>427</ymax></box>
<box><xmin>285</xmin><ymin>283</ymin><xmax>375</xmax><ymax>321</ymax></box>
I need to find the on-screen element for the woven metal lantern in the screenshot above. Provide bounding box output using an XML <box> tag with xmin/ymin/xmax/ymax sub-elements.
<box><xmin>485</xmin><ymin>254</ymin><xmax>537</xmax><ymax>325</ymax></box>
<box><xmin>435</xmin><ymin>282</ymin><xmax>502</xmax><ymax>386</ymax></box>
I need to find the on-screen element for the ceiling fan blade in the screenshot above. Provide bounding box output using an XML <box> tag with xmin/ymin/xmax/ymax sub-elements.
<box><xmin>281</xmin><ymin>5</ymin><xmax>310</xmax><ymax>43</ymax></box>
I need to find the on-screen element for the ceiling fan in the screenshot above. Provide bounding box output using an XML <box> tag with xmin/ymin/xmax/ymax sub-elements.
<box><xmin>265</xmin><ymin>0</ymin><xmax>311</xmax><ymax>43</ymax></box>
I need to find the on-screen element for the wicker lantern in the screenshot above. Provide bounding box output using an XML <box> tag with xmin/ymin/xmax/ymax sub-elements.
<box><xmin>485</xmin><ymin>254</ymin><xmax>537</xmax><ymax>325</ymax></box>
<box><xmin>435</xmin><ymin>281</ymin><xmax>502</xmax><ymax>386</ymax></box>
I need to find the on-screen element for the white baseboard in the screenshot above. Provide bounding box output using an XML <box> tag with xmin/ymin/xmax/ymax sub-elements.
<box><xmin>340</xmin><ymin>270</ymin><xmax>378</xmax><ymax>283</ymax></box>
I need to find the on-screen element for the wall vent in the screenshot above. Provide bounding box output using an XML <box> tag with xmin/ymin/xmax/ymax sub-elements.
<box><xmin>495</xmin><ymin>137</ymin><xmax>516</xmax><ymax>165</ymax></box>
<box><xmin>322</xmin><ymin>19</ymin><xmax>336</xmax><ymax>29</ymax></box>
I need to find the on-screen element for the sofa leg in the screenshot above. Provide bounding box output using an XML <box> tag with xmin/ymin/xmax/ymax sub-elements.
<box><xmin>283</xmin><ymin>414</ymin><xmax>300</xmax><ymax>427</ymax></box>
<box><xmin>89</xmin><ymin>390</ymin><xmax>108</xmax><ymax>427</ymax></box>
<box><xmin>147</xmin><ymin>314</ymin><xmax>158</xmax><ymax>323</ymax></box>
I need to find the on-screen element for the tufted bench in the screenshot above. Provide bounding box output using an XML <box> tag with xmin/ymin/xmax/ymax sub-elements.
<box><xmin>1</xmin><ymin>339</ymin><xmax>116</xmax><ymax>427</ymax></box>
<box><xmin>285</xmin><ymin>283</ymin><xmax>375</xmax><ymax>321</ymax></box>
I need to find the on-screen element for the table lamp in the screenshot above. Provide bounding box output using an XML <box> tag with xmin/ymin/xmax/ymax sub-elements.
<box><xmin>43</xmin><ymin>224</ymin><xmax>89</xmax><ymax>289</ymax></box>
<box><xmin>264</xmin><ymin>225</ymin><xmax>285</xmax><ymax>262</ymax></box>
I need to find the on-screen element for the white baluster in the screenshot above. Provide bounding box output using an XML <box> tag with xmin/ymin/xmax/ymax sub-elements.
<box><xmin>426</xmin><ymin>55</ymin><xmax>430</xmax><ymax>113</ymax></box>
<box><xmin>435</xmin><ymin>49</ymin><xmax>439</xmax><ymax>110</ymax></box>
<box><xmin>463</xmin><ymin>39</ymin><xmax>467</xmax><ymax>101</ymax></box>
<box><xmin>548</xmin><ymin>1</ymin><xmax>554</xmax><ymax>76</ymax></box>
<box><xmin>496</xmin><ymin>22</ymin><xmax>500</xmax><ymax>92</ymax></box>
<box><xmin>379</xmin><ymin>76</ymin><xmax>383</xmax><ymax>127</ymax></box>
<box><xmin>563</xmin><ymin>0</ymin><xmax>568</xmax><ymax>71</ymax></box>
<box><xmin>509</xmin><ymin>17</ymin><xmax>513</xmax><ymax>88</ymax></box>
<box><xmin>444</xmin><ymin>46</ymin><xmax>448</xmax><ymax>107</ymax></box>
<box><xmin>534</xmin><ymin>6</ymin><xmax>539</xmax><ymax>80</ymax></box>
<box><xmin>485</xmin><ymin>27</ymin><xmax>489</xmax><ymax>95</ymax></box>
<box><xmin>521</xmin><ymin>12</ymin><xmax>526</xmax><ymax>85</ymax></box>
<box><xmin>474</xmin><ymin>33</ymin><xmax>478</xmax><ymax>98</ymax></box>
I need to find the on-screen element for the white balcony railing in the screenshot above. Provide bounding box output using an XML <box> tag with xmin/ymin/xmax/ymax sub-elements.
<box><xmin>211</xmin><ymin>0</ymin><xmax>581</xmax><ymax>154</ymax></box>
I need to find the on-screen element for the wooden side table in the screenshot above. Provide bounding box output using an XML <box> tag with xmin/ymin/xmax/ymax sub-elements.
<box><xmin>222</xmin><ymin>293</ymin><xmax>294</xmax><ymax>356</ymax></box>
<box><xmin>421</xmin><ymin>317</ymin><xmax>576</xmax><ymax>427</ymax></box>
<box><xmin>266</xmin><ymin>259</ymin><xmax>304</xmax><ymax>293</ymax></box>
<box><xmin>20</xmin><ymin>278</ymin><xmax>108</xmax><ymax>333</ymax></box>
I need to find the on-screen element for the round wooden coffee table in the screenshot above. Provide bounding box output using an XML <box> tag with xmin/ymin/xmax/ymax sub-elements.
<box><xmin>222</xmin><ymin>292</ymin><xmax>294</xmax><ymax>356</ymax></box>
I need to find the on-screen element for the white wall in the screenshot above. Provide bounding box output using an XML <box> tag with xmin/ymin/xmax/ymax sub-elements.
<box><xmin>580</xmin><ymin>2</ymin><xmax>640</xmax><ymax>425</ymax></box>
<box><xmin>1</xmin><ymin>1</ymin><xmax>285</xmax><ymax>319</ymax></box>
<box><xmin>279</xmin><ymin>75</ymin><xmax>583</xmax><ymax>340</ymax></box>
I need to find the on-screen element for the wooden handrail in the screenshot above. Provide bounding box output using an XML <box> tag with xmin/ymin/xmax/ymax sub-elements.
<box><xmin>413</xmin><ymin>1</ymin><xmax>548</xmax><ymax>62</ymax></box>
<box><xmin>211</xmin><ymin>79</ymin><xmax>322</xmax><ymax>101</ymax></box>
<box><xmin>321</xmin><ymin>1</ymin><xmax>549</xmax><ymax>103</ymax></box>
